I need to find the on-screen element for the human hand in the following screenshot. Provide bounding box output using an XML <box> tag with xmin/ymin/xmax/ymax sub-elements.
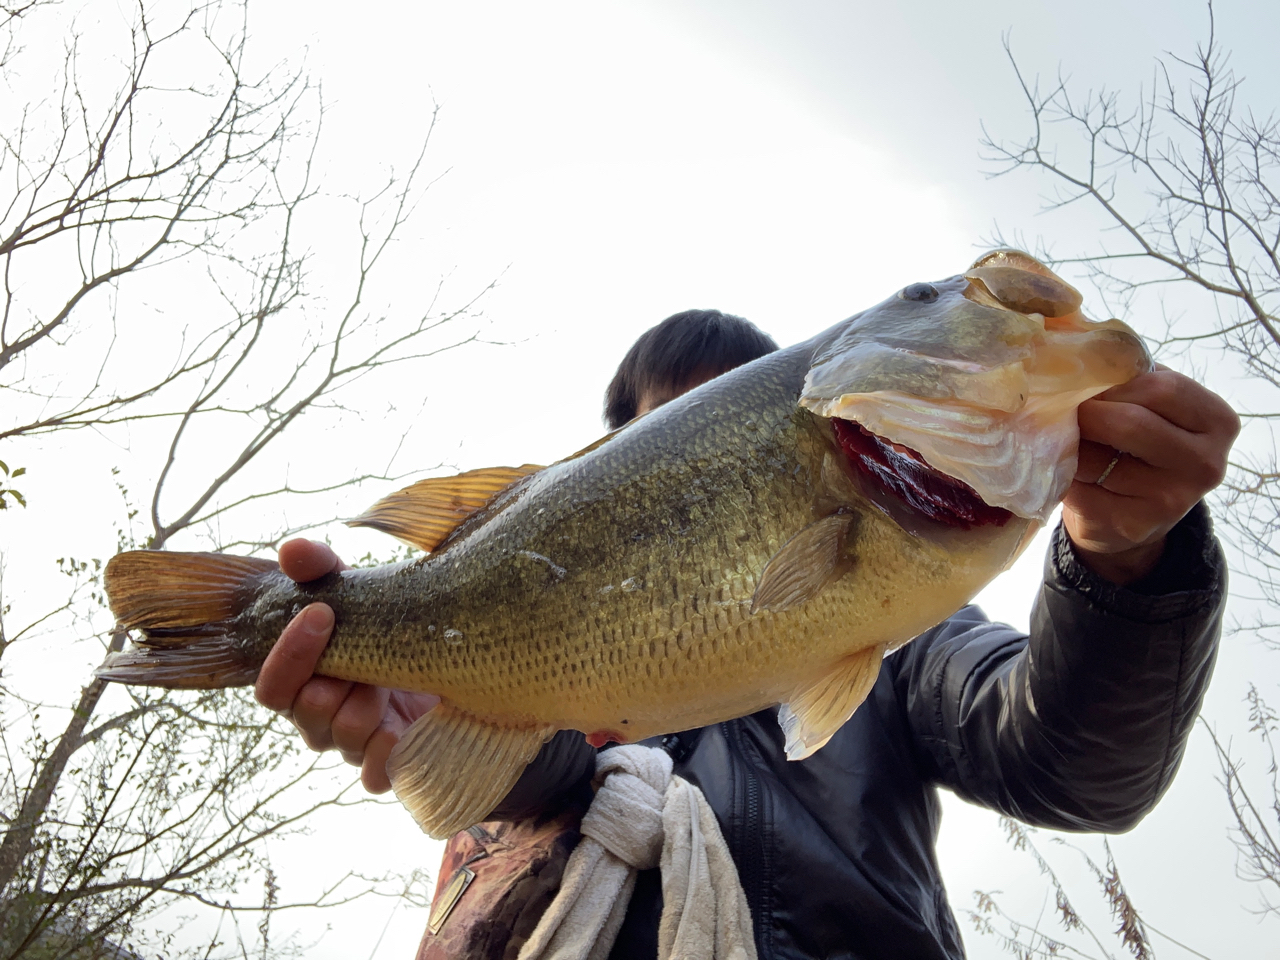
<box><xmin>1064</xmin><ymin>367</ymin><xmax>1239</xmax><ymax>585</ymax></box>
<box><xmin>254</xmin><ymin>538</ymin><xmax>440</xmax><ymax>793</ymax></box>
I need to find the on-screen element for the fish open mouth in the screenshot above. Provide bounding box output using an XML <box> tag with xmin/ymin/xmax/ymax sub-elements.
<box><xmin>832</xmin><ymin>419</ymin><xmax>1012</xmax><ymax>530</ymax></box>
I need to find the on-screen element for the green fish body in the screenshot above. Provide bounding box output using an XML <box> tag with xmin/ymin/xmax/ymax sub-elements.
<box><xmin>98</xmin><ymin>251</ymin><xmax>1151</xmax><ymax>837</ymax></box>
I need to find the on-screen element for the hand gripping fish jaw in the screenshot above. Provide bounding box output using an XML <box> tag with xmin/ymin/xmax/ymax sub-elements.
<box><xmin>95</xmin><ymin>251</ymin><xmax>1151</xmax><ymax>839</ymax></box>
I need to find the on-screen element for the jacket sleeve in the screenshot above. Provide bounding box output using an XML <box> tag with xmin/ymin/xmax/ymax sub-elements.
<box><xmin>895</xmin><ymin>502</ymin><xmax>1226</xmax><ymax>832</ymax></box>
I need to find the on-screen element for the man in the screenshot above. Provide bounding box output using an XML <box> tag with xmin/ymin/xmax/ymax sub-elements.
<box><xmin>256</xmin><ymin>308</ymin><xmax>1237</xmax><ymax>958</ymax></box>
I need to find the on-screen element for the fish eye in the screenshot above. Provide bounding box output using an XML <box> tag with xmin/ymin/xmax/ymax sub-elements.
<box><xmin>898</xmin><ymin>282</ymin><xmax>939</xmax><ymax>303</ymax></box>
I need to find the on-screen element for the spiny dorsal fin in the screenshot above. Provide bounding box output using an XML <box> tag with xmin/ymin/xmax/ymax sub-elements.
<box><xmin>778</xmin><ymin>643</ymin><xmax>887</xmax><ymax>760</ymax></box>
<box><xmin>347</xmin><ymin>464</ymin><xmax>543</xmax><ymax>552</ymax></box>
<box><xmin>751</xmin><ymin>512</ymin><xmax>855</xmax><ymax>614</ymax></box>
<box><xmin>555</xmin><ymin>426</ymin><xmax>623</xmax><ymax>464</ymax></box>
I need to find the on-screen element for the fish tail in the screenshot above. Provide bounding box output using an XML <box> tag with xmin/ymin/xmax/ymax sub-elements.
<box><xmin>96</xmin><ymin>551</ymin><xmax>280</xmax><ymax>689</ymax></box>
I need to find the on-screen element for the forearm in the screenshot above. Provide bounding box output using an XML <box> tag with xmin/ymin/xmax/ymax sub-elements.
<box><xmin>1012</xmin><ymin>504</ymin><xmax>1224</xmax><ymax>827</ymax></box>
<box><xmin>906</xmin><ymin>503</ymin><xmax>1226</xmax><ymax>831</ymax></box>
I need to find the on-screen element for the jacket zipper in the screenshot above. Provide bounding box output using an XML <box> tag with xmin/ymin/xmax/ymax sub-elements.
<box><xmin>726</xmin><ymin>720</ymin><xmax>768</xmax><ymax>957</ymax></box>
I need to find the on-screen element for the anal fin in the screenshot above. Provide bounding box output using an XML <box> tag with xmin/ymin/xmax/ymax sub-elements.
<box><xmin>779</xmin><ymin>643</ymin><xmax>887</xmax><ymax>760</ymax></box>
<box><xmin>388</xmin><ymin>702</ymin><xmax>555</xmax><ymax>839</ymax></box>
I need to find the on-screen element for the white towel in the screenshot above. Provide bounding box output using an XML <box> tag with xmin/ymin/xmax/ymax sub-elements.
<box><xmin>518</xmin><ymin>744</ymin><xmax>757</xmax><ymax>960</ymax></box>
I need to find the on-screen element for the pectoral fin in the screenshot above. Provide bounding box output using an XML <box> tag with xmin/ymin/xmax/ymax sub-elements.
<box><xmin>348</xmin><ymin>465</ymin><xmax>543</xmax><ymax>552</ymax></box>
<box><xmin>779</xmin><ymin>643</ymin><xmax>887</xmax><ymax>760</ymax></box>
<box><xmin>751</xmin><ymin>512</ymin><xmax>855</xmax><ymax>614</ymax></box>
<box><xmin>388</xmin><ymin>702</ymin><xmax>555</xmax><ymax>839</ymax></box>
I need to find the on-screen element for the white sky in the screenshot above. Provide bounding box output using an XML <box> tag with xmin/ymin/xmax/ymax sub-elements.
<box><xmin>5</xmin><ymin>0</ymin><xmax>1280</xmax><ymax>956</ymax></box>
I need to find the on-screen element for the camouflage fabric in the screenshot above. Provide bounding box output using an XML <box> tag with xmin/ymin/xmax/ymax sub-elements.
<box><xmin>416</xmin><ymin>805</ymin><xmax>583</xmax><ymax>960</ymax></box>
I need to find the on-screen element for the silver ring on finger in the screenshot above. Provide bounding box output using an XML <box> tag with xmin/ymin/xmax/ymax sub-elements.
<box><xmin>1095</xmin><ymin>453</ymin><xmax>1122</xmax><ymax>486</ymax></box>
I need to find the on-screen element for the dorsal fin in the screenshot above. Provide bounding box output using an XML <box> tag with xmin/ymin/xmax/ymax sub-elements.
<box><xmin>557</xmin><ymin>426</ymin><xmax>623</xmax><ymax>463</ymax></box>
<box><xmin>347</xmin><ymin>464</ymin><xmax>543</xmax><ymax>552</ymax></box>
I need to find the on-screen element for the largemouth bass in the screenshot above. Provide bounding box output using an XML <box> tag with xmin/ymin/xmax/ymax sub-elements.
<box><xmin>97</xmin><ymin>250</ymin><xmax>1150</xmax><ymax>839</ymax></box>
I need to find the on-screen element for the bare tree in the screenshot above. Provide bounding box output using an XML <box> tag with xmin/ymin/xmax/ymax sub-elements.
<box><xmin>0</xmin><ymin>3</ymin><xmax>52</xmax><ymax>74</ymax></box>
<box><xmin>973</xmin><ymin>1</ymin><xmax>1279</xmax><ymax>948</ymax></box>
<box><xmin>0</xmin><ymin>0</ymin><xmax>484</xmax><ymax>955</ymax></box>
<box><xmin>3</xmin><ymin>0</ymin><xmax>299</xmax><ymax>439</ymax></box>
<box><xmin>966</xmin><ymin>821</ymin><xmax>1214</xmax><ymax>960</ymax></box>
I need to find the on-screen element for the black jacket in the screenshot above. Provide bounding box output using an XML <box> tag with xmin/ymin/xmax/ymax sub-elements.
<box><xmin>492</xmin><ymin>505</ymin><xmax>1226</xmax><ymax>959</ymax></box>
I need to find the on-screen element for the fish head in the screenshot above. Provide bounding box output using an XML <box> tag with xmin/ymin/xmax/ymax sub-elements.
<box><xmin>800</xmin><ymin>249</ymin><xmax>1151</xmax><ymax>523</ymax></box>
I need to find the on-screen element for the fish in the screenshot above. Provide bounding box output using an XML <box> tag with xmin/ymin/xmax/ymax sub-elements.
<box><xmin>96</xmin><ymin>250</ymin><xmax>1151</xmax><ymax>839</ymax></box>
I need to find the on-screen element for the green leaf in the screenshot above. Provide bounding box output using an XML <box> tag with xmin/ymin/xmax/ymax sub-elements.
<box><xmin>11</xmin><ymin>466</ymin><xmax>24</xmax><ymax>477</ymax></box>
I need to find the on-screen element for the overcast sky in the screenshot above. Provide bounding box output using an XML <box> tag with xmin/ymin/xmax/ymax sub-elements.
<box><xmin>7</xmin><ymin>1</ymin><xmax>1280</xmax><ymax>956</ymax></box>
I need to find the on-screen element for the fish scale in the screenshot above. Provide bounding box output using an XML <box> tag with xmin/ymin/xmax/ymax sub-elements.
<box><xmin>96</xmin><ymin>250</ymin><xmax>1151</xmax><ymax>837</ymax></box>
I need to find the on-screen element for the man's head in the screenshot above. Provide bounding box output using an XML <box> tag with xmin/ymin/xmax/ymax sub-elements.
<box><xmin>603</xmin><ymin>309</ymin><xmax>778</xmax><ymax>429</ymax></box>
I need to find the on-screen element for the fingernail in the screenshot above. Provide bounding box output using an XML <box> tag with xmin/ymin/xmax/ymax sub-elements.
<box><xmin>301</xmin><ymin>604</ymin><xmax>334</xmax><ymax>634</ymax></box>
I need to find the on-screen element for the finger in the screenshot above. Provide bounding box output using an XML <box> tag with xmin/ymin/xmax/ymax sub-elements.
<box><xmin>331</xmin><ymin>684</ymin><xmax>391</xmax><ymax>758</ymax></box>
<box><xmin>1075</xmin><ymin>439</ymin><xmax>1120</xmax><ymax>483</ymax></box>
<box><xmin>388</xmin><ymin>691</ymin><xmax>441</xmax><ymax>726</ymax></box>
<box><xmin>1077</xmin><ymin>398</ymin><xmax>1200</xmax><ymax>471</ymax></box>
<box><xmin>1094</xmin><ymin>369</ymin><xmax>1239</xmax><ymax>437</ymax></box>
<box><xmin>1070</xmin><ymin>441</ymin><xmax>1203</xmax><ymax>527</ymax></box>
<box><xmin>255</xmin><ymin>603</ymin><xmax>335</xmax><ymax>711</ymax></box>
<box><xmin>1075</xmin><ymin>439</ymin><xmax>1129</xmax><ymax>479</ymax></box>
<box><xmin>359</xmin><ymin>695</ymin><xmax>439</xmax><ymax>793</ymax></box>
<box><xmin>1074</xmin><ymin>440</ymin><xmax>1162</xmax><ymax>494</ymax></box>
<box><xmin>1082</xmin><ymin>397</ymin><xmax>1231</xmax><ymax>494</ymax></box>
<box><xmin>361</xmin><ymin>728</ymin><xmax>399</xmax><ymax>794</ymax></box>
<box><xmin>278</xmin><ymin>539</ymin><xmax>346</xmax><ymax>583</ymax></box>
<box><xmin>291</xmin><ymin>676</ymin><xmax>355</xmax><ymax>751</ymax></box>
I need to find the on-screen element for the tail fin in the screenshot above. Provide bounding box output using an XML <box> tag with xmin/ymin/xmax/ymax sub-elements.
<box><xmin>96</xmin><ymin>551</ymin><xmax>279</xmax><ymax>689</ymax></box>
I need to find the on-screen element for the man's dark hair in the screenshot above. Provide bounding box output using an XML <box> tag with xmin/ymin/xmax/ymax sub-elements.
<box><xmin>603</xmin><ymin>309</ymin><xmax>778</xmax><ymax>429</ymax></box>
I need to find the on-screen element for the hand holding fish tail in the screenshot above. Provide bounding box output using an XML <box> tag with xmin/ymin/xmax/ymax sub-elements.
<box><xmin>1064</xmin><ymin>367</ymin><xmax>1239</xmax><ymax>585</ymax></box>
<box><xmin>254</xmin><ymin>539</ymin><xmax>440</xmax><ymax>794</ymax></box>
